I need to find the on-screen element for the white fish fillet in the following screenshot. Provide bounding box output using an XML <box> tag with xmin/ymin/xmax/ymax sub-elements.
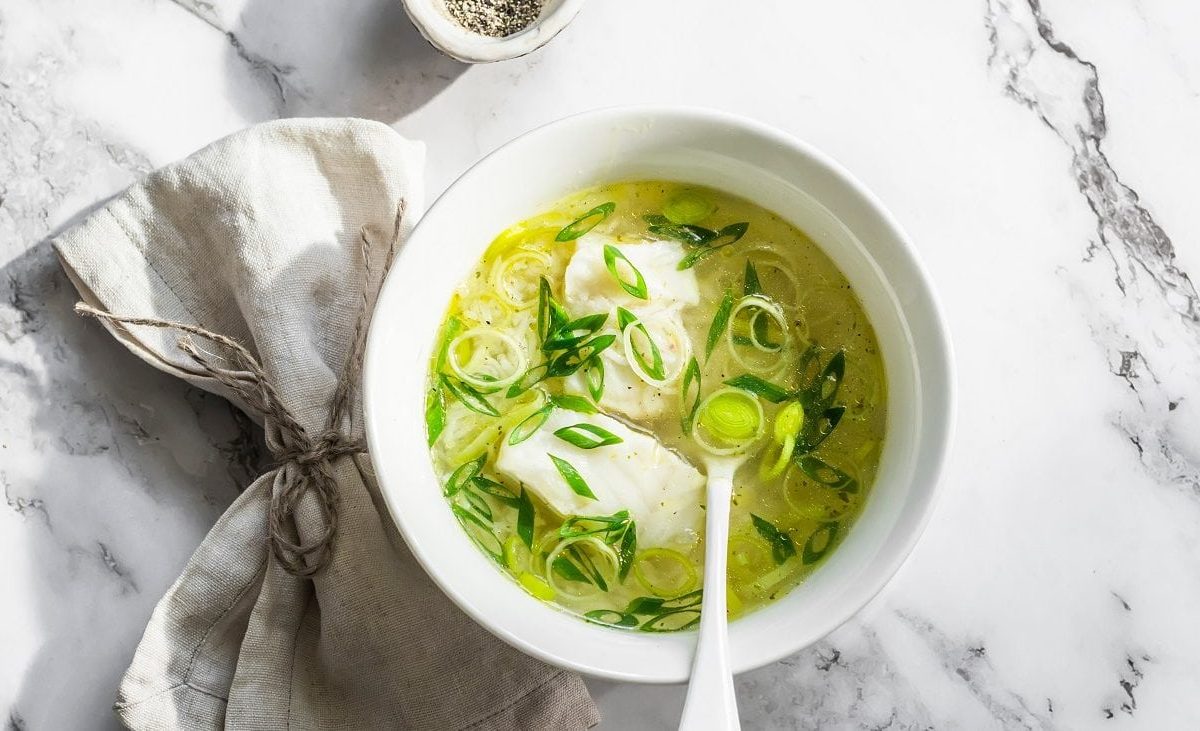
<box><xmin>495</xmin><ymin>408</ymin><xmax>704</xmax><ymax>548</ymax></box>
<box><xmin>563</xmin><ymin>235</ymin><xmax>698</xmax><ymax>419</ymax></box>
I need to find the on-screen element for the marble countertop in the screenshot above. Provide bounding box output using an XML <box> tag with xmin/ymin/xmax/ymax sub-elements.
<box><xmin>3</xmin><ymin>0</ymin><xmax>1199</xmax><ymax>728</ymax></box>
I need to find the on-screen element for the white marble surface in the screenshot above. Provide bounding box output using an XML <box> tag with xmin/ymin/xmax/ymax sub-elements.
<box><xmin>2</xmin><ymin>0</ymin><xmax>1199</xmax><ymax>728</ymax></box>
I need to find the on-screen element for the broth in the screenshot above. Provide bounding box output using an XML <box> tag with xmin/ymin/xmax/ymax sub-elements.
<box><xmin>424</xmin><ymin>181</ymin><xmax>886</xmax><ymax>631</ymax></box>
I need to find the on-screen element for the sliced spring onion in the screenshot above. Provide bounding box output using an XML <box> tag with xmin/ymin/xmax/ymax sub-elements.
<box><xmin>460</xmin><ymin>487</ymin><xmax>493</xmax><ymax>522</ymax></box>
<box><xmin>796</xmin><ymin>405</ymin><xmax>845</xmax><ymax>453</ymax></box>
<box><xmin>536</xmin><ymin>277</ymin><xmax>567</xmax><ymax>347</ymax></box>
<box><xmin>554</xmin><ymin>422</ymin><xmax>624</xmax><ymax>449</ymax></box>
<box><xmin>444</xmin><ymin>454</ymin><xmax>486</xmax><ymax>496</ymax></box>
<box><xmin>452</xmin><ymin>504</ymin><xmax>503</xmax><ymax>563</ymax></box>
<box><xmin>506</xmin><ymin>364</ymin><xmax>550</xmax><ymax>398</ymax></box>
<box><xmin>503</xmin><ymin>534</ymin><xmax>528</xmax><ymax>573</ymax></box>
<box><xmin>680</xmin><ymin>357</ymin><xmax>702</xmax><ymax>436</ymax></box>
<box><xmin>649</xmin><ymin>223</ymin><xmax>718</xmax><ymax>246</ymax></box>
<box><xmin>549</xmin><ymin>393</ymin><xmax>598</xmax><ymax>414</ymax></box>
<box><xmin>643</xmin><ymin>213</ymin><xmax>671</xmax><ymax>226</ymax></box>
<box><xmin>743</xmin><ymin>260</ymin><xmax>762</xmax><ymax>296</ymax></box>
<box><xmin>619</xmin><ymin>314</ymin><xmax>667</xmax><ymax>384</ymax></box>
<box><xmin>758</xmin><ymin>433</ymin><xmax>796</xmax><ymax>482</ymax></box>
<box><xmin>795</xmin><ymin>455</ymin><xmax>859</xmax><ymax>492</ymax></box>
<box><xmin>759</xmin><ymin>400</ymin><xmax>805</xmax><ymax>480</ymax></box>
<box><xmin>639</xmin><ymin>609</ymin><xmax>702</xmax><ymax>632</ymax></box>
<box><xmin>584</xmin><ymin>609</ymin><xmax>639</xmax><ymax>628</ymax></box>
<box><xmin>677</xmin><ymin>222</ymin><xmax>750</xmax><ymax>270</ymax></box>
<box><xmin>602</xmin><ymin>244</ymin><xmax>650</xmax><ymax>300</ymax></box>
<box><xmin>516</xmin><ymin>487</ymin><xmax>535</xmax><ymax>549</ymax></box>
<box><xmin>546</xmin><ymin>537</ymin><xmax>619</xmax><ymax>596</ymax></box>
<box><xmin>751</xmin><ymin>513</ymin><xmax>796</xmax><ymax>565</ymax></box>
<box><xmin>706</xmin><ymin>290</ymin><xmax>734</xmax><ymax>361</ymax></box>
<box><xmin>425</xmin><ymin>382</ymin><xmax>446</xmax><ymax>446</ymax></box>
<box><xmin>544</xmin><ymin>312</ymin><xmax>609</xmax><ymax>351</ymax></box>
<box><xmin>518</xmin><ymin>571</ymin><xmax>555</xmax><ymax>600</ymax></box>
<box><xmin>559</xmin><ymin>510</ymin><xmax>631</xmax><ymax>539</ymax></box>
<box><xmin>727</xmin><ymin>295</ymin><xmax>790</xmax><ymax>373</ymax></box>
<box><xmin>663</xmin><ymin>190</ymin><xmax>716</xmax><ymax>225</ymax></box>
<box><xmin>584</xmin><ymin>357</ymin><xmax>605</xmax><ymax>402</ymax></box>
<box><xmin>632</xmin><ymin>547</ymin><xmax>699</xmax><ymax>597</ymax></box>
<box><xmin>556</xmin><ymin>202</ymin><xmax>616</xmax><ymax>242</ymax></box>
<box><xmin>434</xmin><ymin>315</ymin><xmax>464</xmax><ymax>373</ymax></box>
<box><xmin>548</xmin><ymin>454</ymin><xmax>597</xmax><ymax>499</ymax></box>
<box><xmin>692</xmin><ymin>387</ymin><xmax>765</xmax><ymax>455</ymax></box>
<box><xmin>490</xmin><ymin>249</ymin><xmax>552</xmax><ymax>308</ymax></box>
<box><xmin>546</xmin><ymin>334</ymin><xmax>617</xmax><ymax>378</ymax></box>
<box><xmin>742</xmin><ymin>248</ymin><xmax>804</xmax><ymax>313</ymax></box>
<box><xmin>723</xmin><ymin>374</ymin><xmax>792</xmax><ymax>403</ymax></box>
<box><xmin>802</xmin><ymin>522</ymin><xmax>840</xmax><ymax>565</ymax></box>
<box><xmin>508</xmin><ymin>404</ymin><xmax>554</xmax><ymax>445</ymax></box>
<box><xmin>802</xmin><ymin>350</ymin><xmax>846</xmax><ymax>411</ymax></box>
<box><xmin>447</xmin><ymin>327</ymin><xmax>529</xmax><ymax>391</ymax></box>
<box><xmin>471</xmin><ymin>475</ymin><xmax>521</xmax><ymax>508</ymax></box>
<box><xmin>616</xmin><ymin>522</ymin><xmax>637</xmax><ymax>581</ymax></box>
<box><xmin>440</xmin><ymin>374</ymin><xmax>500</xmax><ymax>417</ymax></box>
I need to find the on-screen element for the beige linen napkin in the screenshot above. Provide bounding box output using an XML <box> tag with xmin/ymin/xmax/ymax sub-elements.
<box><xmin>53</xmin><ymin>118</ymin><xmax>599</xmax><ymax>730</ymax></box>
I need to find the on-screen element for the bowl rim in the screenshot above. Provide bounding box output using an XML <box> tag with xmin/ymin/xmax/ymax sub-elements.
<box><xmin>402</xmin><ymin>0</ymin><xmax>588</xmax><ymax>63</ymax></box>
<box><xmin>363</xmin><ymin>105</ymin><xmax>956</xmax><ymax>682</ymax></box>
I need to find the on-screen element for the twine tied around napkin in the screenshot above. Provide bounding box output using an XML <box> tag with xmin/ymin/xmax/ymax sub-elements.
<box><xmin>73</xmin><ymin>205</ymin><xmax>401</xmax><ymax>576</ymax></box>
<box><xmin>53</xmin><ymin>119</ymin><xmax>599</xmax><ymax>730</ymax></box>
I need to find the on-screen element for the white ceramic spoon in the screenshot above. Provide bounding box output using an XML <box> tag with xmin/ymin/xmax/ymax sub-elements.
<box><xmin>678</xmin><ymin>453</ymin><xmax>745</xmax><ymax>731</ymax></box>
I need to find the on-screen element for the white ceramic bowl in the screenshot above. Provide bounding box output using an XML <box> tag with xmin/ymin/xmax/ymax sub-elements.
<box><xmin>364</xmin><ymin>106</ymin><xmax>954</xmax><ymax>683</ymax></box>
<box><xmin>402</xmin><ymin>0</ymin><xmax>587</xmax><ymax>63</ymax></box>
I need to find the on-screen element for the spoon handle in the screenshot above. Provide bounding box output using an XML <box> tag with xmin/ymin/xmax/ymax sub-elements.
<box><xmin>678</xmin><ymin>468</ymin><xmax>740</xmax><ymax>731</ymax></box>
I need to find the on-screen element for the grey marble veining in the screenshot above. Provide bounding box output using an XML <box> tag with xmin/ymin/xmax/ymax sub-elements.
<box><xmin>2</xmin><ymin>0</ymin><xmax>1199</xmax><ymax>728</ymax></box>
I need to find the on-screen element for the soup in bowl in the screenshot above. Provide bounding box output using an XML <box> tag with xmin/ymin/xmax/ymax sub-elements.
<box><xmin>364</xmin><ymin>107</ymin><xmax>953</xmax><ymax>682</ymax></box>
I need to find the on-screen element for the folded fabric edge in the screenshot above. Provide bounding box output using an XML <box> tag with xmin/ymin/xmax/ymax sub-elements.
<box><xmin>461</xmin><ymin>669</ymin><xmax>601</xmax><ymax>731</ymax></box>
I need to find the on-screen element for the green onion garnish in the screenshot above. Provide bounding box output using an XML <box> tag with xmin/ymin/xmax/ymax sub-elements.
<box><xmin>724</xmin><ymin>374</ymin><xmax>792</xmax><ymax>403</ymax></box>
<box><xmin>554</xmin><ymin>422</ymin><xmax>624</xmax><ymax>449</ymax></box>
<box><xmin>603</xmin><ymin>244</ymin><xmax>650</xmax><ymax>300</ymax></box>
<box><xmin>795</xmin><ymin>455</ymin><xmax>858</xmax><ymax>492</ymax></box>
<box><xmin>548</xmin><ymin>454</ymin><xmax>597</xmax><ymax>499</ymax></box>
<box><xmin>617</xmin><ymin>522</ymin><xmax>637</xmax><ymax>581</ymax></box>
<box><xmin>796</xmin><ymin>405</ymin><xmax>845</xmax><ymax>453</ymax></box>
<box><xmin>639</xmin><ymin>610</ymin><xmax>702</xmax><ymax>632</ymax></box>
<box><xmin>680</xmin><ymin>357</ymin><xmax>702</xmax><ymax>436</ymax></box>
<box><xmin>461</xmin><ymin>487</ymin><xmax>493</xmax><ymax>522</ymax></box>
<box><xmin>649</xmin><ymin>223</ymin><xmax>718</xmax><ymax>246</ymax></box>
<box><xmin>706</xmin><ymin>290</ymin><xmax>734</xmax><ymax>361</ymax></box>
<box><xmin>546</xmin><ymin>334</ymin><xmax>617</xmax><ymax>378</ymax></box>
<box><xmin>743</xmin><ymin>260</ymin><xmax>762</xmax><ymax>296</ymax></box>
<box><xmin>552</xmin><ymin>555</ymin><xmax>592</xmax><ymax>583</ymax></box>
<box><xmin>556</xmin><ymin>202</ymin><xmax>616</xmax><ymax>242</ymax></box>
<box><xmin>434</xmin><ymin>315</ymin><xmax>463</xmax><ymax>373</ymax></box>
<box><xmin>559</xmin><ymin>510</ymin><xmax>631</xmax><ymax>539</ymax></box>
<box><xmin>751</xmin><ymin>513</ymin><xmax>796</xmax><ymax>565</ymax></box>
<box><xmin>544</xmin><ymin>312</ymin><xmax>609</xmax><ymax>351</ymax></box>
<box><xmin>642</xmin><ymin>213</ymin><xmax>671</xmax><ymax>226</ymax></box>
<box><xmin>584</xmin><ymin>609</ymin><xmax>639</xmax><ymax>628</ymax></box>
<box><xmin>451</xmin><ymin>504</ymin><xmax>503</xmax><ymax>563</ymax></box>
<box><xmin>440</xmin><ymin>373</ymin><xmax>499</xmax><ymax>417</ymax></box>
<box><xmin>677</xmin><ymin>222</ymin><xmax>750</xmax><ymax>270</ymax></box>
<box><xmin>550</xmin><ymin>394</ymin><xmax>598</xmax><ymax>414</ymax></box>
<box><xmin>425</xmin><ymin>382</ymin><xmax>446</xmax><ymax>446</ymax></box>
<box><xmin>508</xmin><ymin>404</ymin><xmax>553</xmax><ymax>445</ymax></box>
<box><xmin>802</xmin><ymin>522</ymin><xmax>839</xmax><ymax>565</ymax></box>
<box><xmin>663</xmin><ymin>191</ymin><xmax>716</xmax><ymax>224</ymax></box>
<box><xmin>617</xmin><ymin>307</ymin><xmax>665</xmax><ymax>381</ymax></box>
<box><xmin>471</xmin><ymin>475</ymin><xmax>520</xmax><ymax>507</ymax></box>
<box><xmin>584</xmin><ymin>357</ymin><xmax>605</xmax><ymax>402</ymax></box>
<box><xmin>444</xmin><ymin>454</ymin><xmax>486</xmax><ymax>496</ymax></box>
<box><xmin>505</xmin><ymin>363</ymin><xmax>550</xmax><ymax>398</ymax></box>
<box><xmin>516</xmin><ymin>487</ymin><xmax>535</xmax><ymax>549</ymax></box>
<box><xmin>802</xmin><ymin>350</ymin><xmax>846</xmax><ymax>411</ymax></box>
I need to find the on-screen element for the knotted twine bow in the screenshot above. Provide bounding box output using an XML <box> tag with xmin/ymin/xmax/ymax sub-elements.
<box><xmin>76</xmin><ymin>204</ymin><xmax>404</xmax><ymax>577</ymax></box>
